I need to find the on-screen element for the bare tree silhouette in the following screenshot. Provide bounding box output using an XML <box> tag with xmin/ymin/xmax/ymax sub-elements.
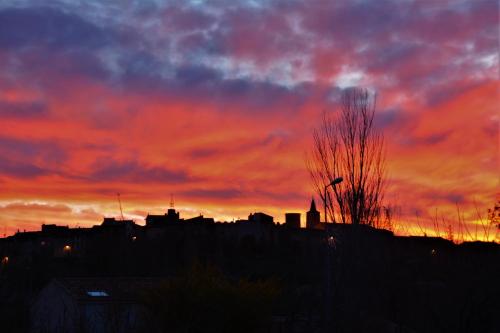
<box><xmin>488</xmin><ymin>199</ymin><xmax>500</xmax><ymax>242</ymax></box>
<box><xmin>307</xmin><ymin>87</ymin><xmax>386</xmax><ymax>226</ymax></box>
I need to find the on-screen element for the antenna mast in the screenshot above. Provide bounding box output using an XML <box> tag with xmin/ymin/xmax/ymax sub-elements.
<box><xmin>170</xmin><ymin>193</ymin><xmax>174</xmax><ymax>209</ymax></box>
<box><xmin>117</xmin><ymin>193</ymin><xmax>124</xmax><ymax>221</ymax></box>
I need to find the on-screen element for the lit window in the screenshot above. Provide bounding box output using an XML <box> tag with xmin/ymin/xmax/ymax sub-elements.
<box><xmin>87</xmin><ymin>291</ymin><xmax>109</xmax><ymax>297</ymax></box>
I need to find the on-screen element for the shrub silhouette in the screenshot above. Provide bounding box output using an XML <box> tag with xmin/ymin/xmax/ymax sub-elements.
<box><xmin>139</xmin><ymin>264</ymin><xmax>280</xmax><ymax>333</ymax></box>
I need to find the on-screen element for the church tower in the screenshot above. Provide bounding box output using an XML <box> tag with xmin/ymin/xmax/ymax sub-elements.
<box><xmin>306</xmin><ymin>198</ymin><xmax>320</xmax><ymax>229</ymax></box>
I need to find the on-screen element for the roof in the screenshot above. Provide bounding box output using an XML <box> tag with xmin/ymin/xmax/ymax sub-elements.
<box><xmin>145</xmin><ymin>213</ymin><xmax>181</xmax><ymax>226</ymax></box>
<box><xmin>184</xmin><ymin>215</ymin><xmax>215</xmax><ymax>224</ymax></box>
<box><xmin>53</xmin><ymin>277</ymin><xmax>165</xmax><ymax>303</ymax></box>
<box><xmin>101</xmin><ymin>218</ymin><xmax>135</xmax><ymax>227</ymax></box>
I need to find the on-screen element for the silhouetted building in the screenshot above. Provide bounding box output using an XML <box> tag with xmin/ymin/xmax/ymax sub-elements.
<box><xmin>185</xmin><ymin>215</ymin><xmax>215</xmax><ymax>224</ymax></box>
<box><xmin>41</xmin><ymin>224</ymin><xmax>69</xmax><ymax>234</ymax></box>
<box><xmin>146</xmin><ymin>208</ymin><xmax>180</xmax><ymax>227</ymax></box>
<box><xmin>285</xmin><ymin>213</ymin><xmax>301</xmax><ymax>228</ymax></box>
<box><xmin>306</xmin><ymin>199</ymin><xmax>320</xmax><ymax>229</ymax></box>
<box><xmin>248</xmin><ymin>212</ymin><xmax>274</xmax><ymax>225</ymax></box>
<box><xmin>101</xmin><ymin>217</ymin><xmax>134</xmax><ymax>227</ymax></box>
<box><xmin>31</xmin><ymin>278</ymin><xmax>162</xmax><ymax>333</ymax></box>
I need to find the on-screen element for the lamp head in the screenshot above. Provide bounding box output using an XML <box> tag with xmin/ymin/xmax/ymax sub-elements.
<box><xmin>331</xmin><ymin>177</ymin><xmax>343</xmax><ymax>185</ymax></box>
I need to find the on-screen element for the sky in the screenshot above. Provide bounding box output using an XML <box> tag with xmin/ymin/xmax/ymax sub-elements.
<box><xmin>0</xmin><ymin>0</ymin><xmax>498</xmax><ymax>240</ymax></box>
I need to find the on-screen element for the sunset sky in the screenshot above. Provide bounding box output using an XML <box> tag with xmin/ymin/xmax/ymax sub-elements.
<box><xmin>0</xmin><ymin>0</ymin><xmax>498</xmax><ymax>239</ymax></box>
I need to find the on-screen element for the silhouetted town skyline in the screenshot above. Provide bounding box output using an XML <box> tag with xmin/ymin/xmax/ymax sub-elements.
<box><xmin>1</xmin><ymin>196</ymin><xmax>499</xmax><ymax>332</ymax></box>
<box><xmin>4</xmin><ymin>198</ymin><xmax>329</xmax><ymax>239</ymax></box>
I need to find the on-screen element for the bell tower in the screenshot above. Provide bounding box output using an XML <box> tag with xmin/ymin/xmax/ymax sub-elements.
<box><xmin>306</xmin><ymin>198</ymin><xmax>320</xmax><ymax>229</ymax></box>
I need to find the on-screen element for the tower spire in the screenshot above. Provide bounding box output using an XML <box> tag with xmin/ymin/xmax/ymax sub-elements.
<box><xmin>309</xmin><ymin>197</ymin><xmax>317</xmax><ymax>212</ymax></box>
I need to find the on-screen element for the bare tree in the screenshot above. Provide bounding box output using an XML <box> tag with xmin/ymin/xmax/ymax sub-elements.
<box><xmin>488</xmin><ymin>199</ymin><xmax>500</xmax><ymax>242</ymax></box>
<box><xmin>307</xmin><ymin>87</ymin><xmax>386</xmax><ymax>226</ymax></box>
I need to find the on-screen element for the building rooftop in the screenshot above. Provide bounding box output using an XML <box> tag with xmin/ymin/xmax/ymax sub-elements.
<box><xmin>54</xmin><ymin>277</ymin><xmax>165</xmax><ymax>303</ymax></box>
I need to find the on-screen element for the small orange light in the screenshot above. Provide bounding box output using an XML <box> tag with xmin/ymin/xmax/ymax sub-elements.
<box><xmin>431</xmin><ymin>249</ymin><xmax>437</xmax><ymax>255</ymax></box>
<box><xmin>63</xmin><ymin>245</ymin><xmax>72</xmax><ymax>252</ymax></box>
<box><xmin>1</xmin><ymin>256</ymin><xmax>8</xmax><ymax>265</ymax></box>
<box><xmin>132</xmin><ymin>236</ymin><xmax>137</xmax><ymax>241</ymax></box>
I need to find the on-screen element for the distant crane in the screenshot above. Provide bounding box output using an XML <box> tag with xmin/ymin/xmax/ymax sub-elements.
<box><xmin>117</xmin><ymin>193</ymin><xmax>124</xmax><ymax>221</ymax></box>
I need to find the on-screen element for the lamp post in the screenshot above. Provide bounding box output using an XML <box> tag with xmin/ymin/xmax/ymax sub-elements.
<box><xmin>324</xmin><ymin>177</ymin><xmax>343</xmax><ymax>223</ymax></box>
<box><xmin>324</xmin><ymin>176</ymin><xmax>343</xmax><ymax>332</ymax></box>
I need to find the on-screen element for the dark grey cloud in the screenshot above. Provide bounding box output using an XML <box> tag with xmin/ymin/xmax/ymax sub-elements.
<box><xmin>0</xmin><ymin>0</ymin><xmax>496</xmax><ymax>122</ymax></box>
<box><xmin>424</xmin><ymin>81</ymin><xmax>483</xmax><ymax>107</ymax></box>
<box><xmin>0</xmin><ymin>6</ymin><xmax>127</xmax><ymax>87</ymax></box>
<box><xmin>118</xmin><ymin>51</ymin><xmax>167</xmax><ymax>80</ymax></box>
<box><xmin>0</xmin><ymin>7</ymin><xmax>110</xmax><ymax>50</ymax></box>
<box><xmin>188</xmin><ymin>147</ymin><xmax>222</xmax><ymax>159</ymax></box>
<box><xmin>0</xmin><ymin>100</ymin><xmax>48</xmax><ymax>118</ymax></box>
<box><xmin>0</xmin><ymin>135</ymin><xmax>73</xmax><ymax>179</ymax></box>
<box><xmin>0</xmin><ymin>136</ymin><xmax>67</xmax><ymax>179</ymax></box>
<box><xmin>424</xmin><ymin>190</ymin><xmax>466</xmax><ymax>205</ymax></box>
<box><xmin>366</xmin><ymin>43</ymin><xmax>420</xmax><ymax>74</ymax></box>
<box><xmin>305</xmin><ymin>1</ymin><xmax>406</xmax><ymax>39</ymax></box>
<box><xmin>402</xmin><ymin>131</ymin><xmax>452</xmax><ymax>147</ymax></box>
<box><xmin>175</xmin><ymin>65</ymin><xmax>219</xmax><ymax>87</ymax></box>
<box><xmin>87</xmin><ymin>159</ymin><xmax>193</xmax><ymax>184</ymax></box>
<box><xmin>0</xmin><ymin>135</ymin><xmax>68</xmax><ymax>163</ymax></box>
<box><xmin>374</xmin><ymin>108</ymin><xmax>409</xmax><ymax>131</ymax></box>
<box><xmin>0</xmin><ymin>158</ymin><xmax>48</xmax><ymax>178</ymax></box>
<box><xmin>254</xmin><ymin>189</ymin><xmax>305</xmax><ymax>203</ymax></box>
<box><xmin>163</xmin><ymin>6</ymin><xmax>215</xmax><ymax>31</ymax></box>
<box><xmin>115</xmin><ymin>60</ymin><xmax>319</xmax><ymax>114</ymax></box>
<box><xmin>181</xmin><ymin>188</ymin><xmax>243</xmax><ymax>200</ymax></box>
<box><xmin>176</xmin><ymin>32</ymin><xmax>226</xmax><ymax>55</ymax></box>
<box><xmin>0</xmin><ymin>3</ymin><xmax>321</xmax><ymax>115</ymax></box>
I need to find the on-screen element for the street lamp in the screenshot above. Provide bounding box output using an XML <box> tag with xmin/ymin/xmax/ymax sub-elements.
<box><xmin>324</xmin><ymin>176</ymin><xmax>342</xmax><ymax>332</ymax></box>
<box><xmin>63</xmin><ymin>245</ymin><xmax>72</xmax><ymax>254</ymax></box>
<box><xmin>324</xmin><ymin>177</ymin><xmax>343</xmax><ymax>224</ymax></box>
